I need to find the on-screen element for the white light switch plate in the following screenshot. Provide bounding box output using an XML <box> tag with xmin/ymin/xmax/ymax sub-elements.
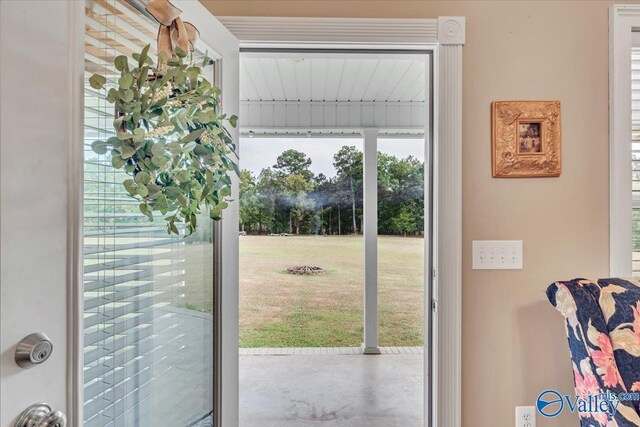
<box><xmin>472</xmin><ymin>240</ymin><xmax>523</xmax><ymax>270</ymax></box>
<box><xmin>515</xmin><ymin>406</ymin><xmax>536</xmax><ymax>427</ymax></box>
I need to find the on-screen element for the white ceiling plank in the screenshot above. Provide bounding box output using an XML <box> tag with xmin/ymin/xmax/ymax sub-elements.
<box><xmin>361</xmin><ymin>59</ymin><xmax>396</xmax><ymax>101</ymax></box>
<box><xmin>408</xmin><ymin>81</ymin><xmax>427</xmax><ymax>102</ymax></box>
<box><xmin>388</xmin><ymin>60</ymin><xmax>426</xmax><ymax>102</ymax></box>
<box><xmin>244</xmin><ymin>57</ymin><xmax>274</xmax><ymax>100</ymax></box>
<box><xmin>260</xmin><ymin>58</ymin><xmax>286</xmax><ymax>100</ymax></box>
<box><xmin>324</xmin><ymin>58</ymin><xmax>346</xmax><ymax>102</ymax></box>
<box><xmin>277</xmin><ymin>59</ymin><xmax>298</xmax><ymax>100</ymax></box>
<box><xmin>239</xmin><ymin>58</ymin><xmax>261</xmax><ymax>100</ymax></box>
<box><xmin>374</xmin><ymin>59</ymin><xmax>414</xmax><ymax>101</ymax></box>
<box><xmin>294</xmin><ymin>58</ymin><xmax>312</xmax><ymax>101</ymax></box>
<box><xmin>337</xmin><ymin>59</ymin><xmax>363</xmax><ymax>101</ymax></box>
<box><xmin>346</xmin><ymin>59</ymin><xmax>379</xmax><ymax>102</ymax></box>
<box><xmin>310</xmin><ymin>58</ymin><xmax>329</xmax><ymax>101</ymax></box>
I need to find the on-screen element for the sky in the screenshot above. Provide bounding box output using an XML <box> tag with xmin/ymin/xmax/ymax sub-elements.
<box><xmin>240</xmin><ymin>137</ymin><xmax>425</xmax><ymax>178</ymax></box>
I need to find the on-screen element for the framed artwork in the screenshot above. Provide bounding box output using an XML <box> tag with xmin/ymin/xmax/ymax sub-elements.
<box><xmin>491</xmin><ymin>101</ymin><xmax>561</xmax><ymax>177</ymax></box>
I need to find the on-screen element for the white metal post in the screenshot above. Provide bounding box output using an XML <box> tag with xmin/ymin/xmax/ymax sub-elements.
<box><xmin>362</xmin><ymin>128</ymin><xmax>380</xmax><ymax>354</ymax></box>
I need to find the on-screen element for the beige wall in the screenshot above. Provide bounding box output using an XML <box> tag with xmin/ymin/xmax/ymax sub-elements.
<box><xmin>201</xmin><ymin>1</ymin><xmax>618</xmax><ymax>425</ymax></box>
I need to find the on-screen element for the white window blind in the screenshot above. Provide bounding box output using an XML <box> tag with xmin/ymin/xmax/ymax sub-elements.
<box><xmin>83</xmin><ymin>1</ymin><xmax>215</xmax><ymax>426</ymax></box>
<box><xmin>632</xmin><ymin>47</ymin><xmax>640</xmax><ymax>276</ymax></box>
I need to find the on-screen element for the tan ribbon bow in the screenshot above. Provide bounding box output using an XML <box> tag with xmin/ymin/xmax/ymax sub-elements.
<box><xmin>146</xmin><ymin>0</ymin><xmax>199</xmax><ymax>56</ymax></box>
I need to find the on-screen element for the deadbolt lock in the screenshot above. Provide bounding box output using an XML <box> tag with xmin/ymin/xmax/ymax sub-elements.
<box><xmin>15</xmin><ymin>332</ymin><xmax>53</xmax><ymax>368</ymax></box>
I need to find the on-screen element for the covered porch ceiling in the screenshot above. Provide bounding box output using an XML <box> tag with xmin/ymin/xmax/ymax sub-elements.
<box><xmin>239</xmin><ymin>51</ymin><xmax>428</xmax><ymax>138</ymax></box>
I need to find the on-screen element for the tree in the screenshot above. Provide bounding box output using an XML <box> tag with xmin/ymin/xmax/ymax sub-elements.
<box><xmin>239</xmin><ymin>170</ymin><xmax>258</xmax><ymax>232</ymax></box>
<box><xmin>254</xmin><ymin>167</ymin><xmax>281</xmax><ymax>233</ymax></box>
<box><xmin>378</xmin><ymin>153</ymin><xmax>424</xmax><ymax>235</ymax></box>
<box><xmin>238</xmin><ymin>146</ymin><xmax>424</xmax><ymax>237</ymax></box>
<box><xmin>390</xmin><ymin>206</ymin><xmax>417</xmax><ymax>236</ymax></box>
<box><xmin>273</xmin><ymin>149</ymin><xmax>313</xmax><ymax>180</ymax></box>
<box><xmin>333</xmin><ymin>146</ymin><xmax>363</xmax><ymax>234</ymax></box>
<box><xmin>283</xmin><ymin>173</ymin><xmax>315</xmax><ymax>234</ymax></box>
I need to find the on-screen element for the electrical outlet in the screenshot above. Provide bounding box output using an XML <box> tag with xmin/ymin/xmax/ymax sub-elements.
<box><xmin>515</xmin><ymin>406</ymin><xmax>536</xmax><ymax>427</ymax></box>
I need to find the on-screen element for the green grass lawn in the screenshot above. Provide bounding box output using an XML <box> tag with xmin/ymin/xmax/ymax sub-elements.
<box><xmin>239</xmin><ymin>235</ymin><xmax>424</xmax><ymax>347</ymax></box>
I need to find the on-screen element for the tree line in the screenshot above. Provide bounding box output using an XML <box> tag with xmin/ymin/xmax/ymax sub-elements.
<box><xmin>239</xmin><ymin>146</ymin><xmax>424</xmax><ymax>236</ymax></box>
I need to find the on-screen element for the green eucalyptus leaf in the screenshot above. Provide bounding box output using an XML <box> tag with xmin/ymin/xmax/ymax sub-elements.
<box><xmin>170</xmin><ymin>221</ymin><xmax>179</xmax><ymax>235</ymax></box>
<box><xmin>113</xmin><ymin>116</ymin><xmax>124</xmax><ymax>129</ymax></box>
<box><xmin>138</xmin><ymin>44</ymin><xmax>150</xmax><ymax>68</ymax></box>
<box><xmin>106</xmin><ymin>88</ymin><xmax>119</xmax><ymax>103</ymax></box>
<box><xmin>91</xmin><ymin>140</ymin><xmax>109</xmax><ymax>155</ymax></box>
<box><xmin>179</xmin><ymin>128</ymin><xmax>205</xmax><ymax>144</ymax></box>
<box><xmin>167</xmin><ymin>142</ymin><xmax>182</xmax><ymax>155</ymax></box>
<box><xmin>120</xmin><ymin>144</ymin><xmax>136</xmax><ymax>160</ymax></box>
<box><xmin>219</xmin><ymin>186</ymin><xmax>231</xmax><ymax>197</ymax></box>
<box><xmin>139</xmin><ymin>203</ymin><xmax>153</xmax><ymax>221</ymax></box>
<box><xmin>133</xmin><ymin>127</ymin><xmax>145</xmax><ymax>143</ymax></box>
<box><xmin>116</xmin><ymin>131</ymin><xmax>131</xmax><ymax>141</ymax></box>
<box><xmin>186</xmin><ymin>67</ymin><xmax>200</xmax><ymax>83</ymax></box>
<box><xmin>134</xmin><ymin>171</ymin><xmax>151</xmax><ymax>185</ymax></box>
<box><xmin>175</xmin><ymin>170</ymin><xmax>190</xmax><ymax>182</ymax></box>
<box><xmin>151</xmin><ymin>142</ymin><xmax>165</xmax><ymax>157</ymax></box>
<box><xmin>229</xmin><ymin>115</ymin><xmax>238</xmax><ymax>128</ymax></box>
<box><xmin>114</xmin><ymin>55</ymin><xmax>129</xmax><ymax>71</ymax></box>
<box><xmin>119</xmin><ymin>73</ymin><xmax>134</xmax><ymax>89</ymax></box>
<box><xmin>156</xmin><ymin>194</ymin><xmax>169</xmax><ymax>214</ymax></box>
<box><xmin>111</xmin><ymin>155</ymin><xmax>126</xmax><ymax>169</ymax></box>
<box><xmin>174</xmin><ymin>46</ymin><xmax>187</xmax><ymax>58</ymax></box>
<box><xmin>174</xmin><ymin>70</ymin><xmax>186</xmax><ymax>86</ymax></box>
<box><xmin>193</xmin><ymin>144</ymin><xmax>209</xmax><ymax>156</ymax></box>
<box><xmin>89</xmin><ymin>74</ymin><xmax>106</xmax><ymax>90</ymax></box>
<box><xmin>153</xmin><ymin>97</ymin><xmax>168</xmax><ymax>108</ymax></box>
<box><xmin>164</xmin><ymin>186</ymin><xmax>182</xmax><ymax>197</ymax></box>
<box><xmin>158</xmin><ymin>51</ymin><xmax>169</xmax><ymax>66</ymax></box>
<box><xmin>120</xmin><ymin>89</ymin><xmax>134</xmax><ymax>102</ymax></box>
<box><xmin>151</xmin><ymin>154</ymin><xmax>170</xmax><ymax>167</ymax></box>
<box><xmin>137</xmin><ymin>184</ymin><xmax>148</xmax><ymax>197</ymax></box>
<box><xmin>176</xmin><ymin>193</ymin><xmax>188</xmax><ymax>207</ymax></box>
<box><xmin>212</xmin><ymin>201</ymin><xmax>228</xmax><ymax>214</ymax></box>
<box><xmin>182</xmin><ymin>141</ymin><xmax>197</xmax><ymax>152</ymax></box>
<box><xmin>123</xmin><ymin>179</ymin><xmax>137</xmax><ymax>196</ymax></box>
<box><xmin>146</xmin><ymin>182</ymin><xmax>161</xmax><ymax>195</ymax></box>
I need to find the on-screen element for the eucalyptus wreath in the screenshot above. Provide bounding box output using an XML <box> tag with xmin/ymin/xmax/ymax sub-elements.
<box><xmin>89</xmin><ymin>44</ymin><xmax>238</xmax><ymax>235</ymax></box>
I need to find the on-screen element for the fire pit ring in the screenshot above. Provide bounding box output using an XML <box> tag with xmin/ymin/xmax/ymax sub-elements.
<box><xmin>287</xmin><ymin>266</ymin><xmax>326</xmax><ymax>276</ymax></box>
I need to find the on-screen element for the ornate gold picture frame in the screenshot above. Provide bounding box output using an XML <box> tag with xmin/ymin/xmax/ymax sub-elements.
<box><xmin>491</xmin><ymin>101</ymin><xmax>561</xmax><ymax>177</ymax></box>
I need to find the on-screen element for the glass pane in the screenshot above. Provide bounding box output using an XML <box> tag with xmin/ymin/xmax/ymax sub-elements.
<box><xmin>239</xmin><ymin>138</ymin><xmax>364</xmax><ymax>347</ymax></box>
<box><xmin>377</xmin><ymin>138</ymin><xmax>425</xmax><ymax>346</ymax></box>
<box><xmin>83</xmin><ymin>1</ymin><xmax>214</xmax><ymax>425</ymax></box>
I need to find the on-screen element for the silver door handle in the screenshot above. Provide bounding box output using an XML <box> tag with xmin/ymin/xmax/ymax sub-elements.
<box><xmin>14</xmin><ymin>403</ymin><xmax>66</xmax><ymax>427</ymax></box>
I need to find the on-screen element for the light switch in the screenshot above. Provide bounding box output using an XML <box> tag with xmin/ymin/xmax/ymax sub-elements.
<box><xmin>472</xmin><ymin>240</ymin><xmax>523</xmax><ymax>270</ymax></box>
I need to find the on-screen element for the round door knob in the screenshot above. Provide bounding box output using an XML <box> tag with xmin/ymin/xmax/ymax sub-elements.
<box><xmin>14</xmin><ymin>403</ymin><xmax>66</xmax><ymax>427</ymax></box>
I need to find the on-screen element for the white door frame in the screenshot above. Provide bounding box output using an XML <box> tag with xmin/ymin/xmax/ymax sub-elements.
<box><xmin>219</xmin><ymin>16</ymin><xmax>465</xmax><ymax>427</ymax></box>
<box><xmin>609</xmin><ymin>5</ymin><xmax>640</xmax><ymax>276</ymax></box>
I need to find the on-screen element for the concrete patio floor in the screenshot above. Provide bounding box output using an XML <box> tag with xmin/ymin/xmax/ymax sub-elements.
<box><xmin>239</xmin><ymin>348</ymin><xmax>424</xmax><ymax>426</ymax></box>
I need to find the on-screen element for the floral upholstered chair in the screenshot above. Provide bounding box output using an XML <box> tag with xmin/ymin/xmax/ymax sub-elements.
<box><xmin>547</xmin><ymin>278</ymin><xmax>640</xmax><ymax>426</ymax></box>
